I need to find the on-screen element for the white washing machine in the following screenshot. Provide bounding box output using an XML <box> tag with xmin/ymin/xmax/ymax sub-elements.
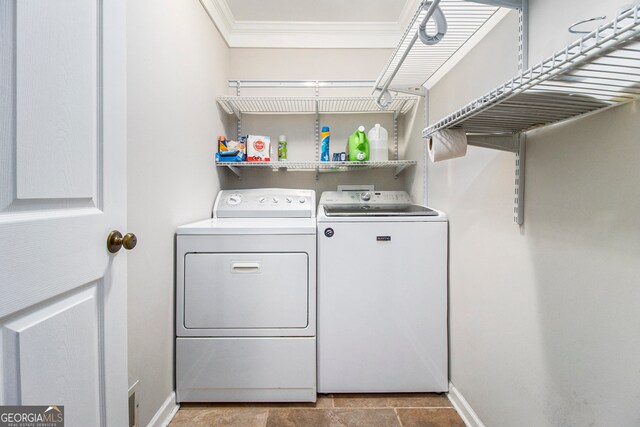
<box><xmin>176</xmin><ymin>188</ymin><xmax>316</xmax><ymax>402</ymax></box>
<box><xmin>317</xmin><ymin>187</ymin><xmax>448</xmax><ymax>393</ymax></box>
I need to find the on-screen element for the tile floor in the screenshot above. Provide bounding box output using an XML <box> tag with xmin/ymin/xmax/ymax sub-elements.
<box><xmin>170</xmin><ymin>393</ymin><xmax>465</xmax><ymax>426</ymax></box>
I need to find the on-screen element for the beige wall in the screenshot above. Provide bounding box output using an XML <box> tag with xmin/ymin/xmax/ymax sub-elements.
<box><xmin>126</xmin><ymin>0</ymin><xmax>229</xmax><ymax>424</ymax></box>
<box><xmin>427</xmin><ymin>2</ymin><xmax>640</xmax><ymax>426</ymax></box>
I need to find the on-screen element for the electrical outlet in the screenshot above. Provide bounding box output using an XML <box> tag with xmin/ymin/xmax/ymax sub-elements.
<box><xmin>128</xmin><ymin>380</ymin><xmax>139</xmax><ymax>427</ymax></box>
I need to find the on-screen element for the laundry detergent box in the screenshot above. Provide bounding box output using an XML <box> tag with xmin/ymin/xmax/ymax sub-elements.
<box><xmin>216</xmin><ymin>135</ymin><xmax>246</xmax><ymax>162</ymax></box>
<box><xmin>247</xmin><ymin>135</ymin><xmax>271</xmax><ymax>162</ymax></box>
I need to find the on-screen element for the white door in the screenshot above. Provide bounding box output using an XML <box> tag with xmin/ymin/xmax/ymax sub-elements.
<box><xmin>0</xmin><ymin>0</ymin><xmax>128</xmax><ymax>426</ymax></box>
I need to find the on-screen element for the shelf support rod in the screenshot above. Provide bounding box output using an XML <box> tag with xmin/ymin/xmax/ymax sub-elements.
<box><xmin>519</xmin><ymin>0</ymin><xmax>529</xmax><ymax>71</ymax></box>
<box><xmin>315</xmin><ymin>81</ymin><xmax>320</xmax><ymax>162</ymax></box>
<box><xmin>393</xmin><ymin>110</ymin><xmax>400</xmax><ymax>162</ymax></box>
<box><xmin>423</xmin><ymin>90</ymin><xmax>429</xmax><ymax>206</ymax></box>
<box><xmin>515</xmin><ymin>0</ymin><xmax>527</xmax><ymax>225</ymax></box>
<box><xmin>236</xmin><ymin>81</ymin><xmax>242</xmax><ymax>139</ymax></box>
<box><xmin>514</xmin><ymin>134</ymin><xmax>526</xmax><ymax>225</ymax></box>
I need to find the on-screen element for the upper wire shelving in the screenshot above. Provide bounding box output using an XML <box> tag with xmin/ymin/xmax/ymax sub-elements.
<box><xmin>216</xmin><ymin>81</ymin><xmax>420</xmax><ymax>179</ymax></box>
<box><xmin>424</xmin><ymin>5</ymin><xmax>640</xmax><ymax>137</ymax></box>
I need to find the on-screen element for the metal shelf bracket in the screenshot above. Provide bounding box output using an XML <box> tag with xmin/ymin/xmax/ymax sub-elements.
<box><xmin>394</xmin><ymin>163</ymin><xmax>411</xmax><ymax>177</ymax></box>
<box><xmin>467</xmin><ymin>135</ymin><xmax>519</xmax><ymax>152</ymax></box>
<box><xmin>467</xmin><ymin>134</ymin><xmax>525</xmax><ymax>224</ymax></box>
<box><xmin>227</xmin><ymin>165</ymin><xmax>242</xmax><ymax>179</ymax></box>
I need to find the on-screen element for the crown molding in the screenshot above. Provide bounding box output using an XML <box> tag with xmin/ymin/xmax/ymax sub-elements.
<box><xmin>199</xmin><ymin>0</ymin><xmax>235</xmax><ymax>45</ymax></box>
<box><xmin>200</xmin><ymin>0</ymin><xmax>403</xmax><ymax>48</ymax></box>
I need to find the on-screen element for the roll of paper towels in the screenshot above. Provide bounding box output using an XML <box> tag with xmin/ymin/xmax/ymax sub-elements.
<box><xmin>428</xmin><ymin>129</ymin><xmax>467</xmax><ymax>162</ymax></box>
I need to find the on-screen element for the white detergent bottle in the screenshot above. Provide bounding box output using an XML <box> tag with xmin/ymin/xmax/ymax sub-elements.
<box><xmin>368</xmin><ymin>124</ymin><xmax>389</xmax><ymax>161</ymax></box>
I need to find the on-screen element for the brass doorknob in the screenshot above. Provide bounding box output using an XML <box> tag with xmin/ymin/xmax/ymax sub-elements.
<box><xmin>107</xmin><ymin>230</ymin><xmax>137</xmax><ymax>253</ymax></box>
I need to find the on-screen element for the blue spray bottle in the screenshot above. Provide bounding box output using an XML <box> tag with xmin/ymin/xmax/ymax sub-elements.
<box><xmin>320</xmin><ymin>126</ymin><xmax>330</xmax><ymax>161</ymax></box>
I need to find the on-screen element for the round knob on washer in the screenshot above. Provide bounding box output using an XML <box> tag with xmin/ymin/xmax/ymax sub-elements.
<box><xmin>272</xmin><ymin>197</ymin><xmax>279</xmax><ymax>203</ymax></box>
<box><xmin>286</xmin><ymin>197</ymin><xmax>293</xmax><ymax>203</ymax></box>
<box><xmin>298</xmin><ymin>198</ymin><xmax>306</xmax><ymax>204</ymax></box>
<box><xmin>227</xmin><ymin>195</ymin><xmax>241</xmax><ymax>205</ymax></box>
<box><xmin>259</xmin><ymin>197</ymin><xmax>266</xmax><ymax>204</ymax></box>
<box><xmin>361</xmin><ymin>192</ymin><xmax>372</xmax><ymax>201</ymax></box>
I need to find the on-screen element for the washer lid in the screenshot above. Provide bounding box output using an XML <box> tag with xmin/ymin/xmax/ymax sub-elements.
<box><xmin>323</xmin><ymin>204</ymin><xmax>438</xmax><ymax>217</ymax></box>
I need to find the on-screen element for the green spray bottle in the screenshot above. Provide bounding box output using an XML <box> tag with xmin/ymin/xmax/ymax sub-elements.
<box><xmin>348</xmin><ymin>126</ymin><xmax>369</xmax><ymax>162</ymax></box>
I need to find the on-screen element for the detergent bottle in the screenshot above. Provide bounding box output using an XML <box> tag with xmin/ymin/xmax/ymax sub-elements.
<box><xmin>320</xmin><ymin>126</ymin><xmax>330</xmax><ymax>161</ymax></box>
<box><xmin>348</xmin><ymin>126</ymin><xmax>369</xmax><ymax>162</ymax></box>
<box><xmin>368</xmin><ymin>123</ymin><xmax>388</xmax><ymax>161</ymax></box>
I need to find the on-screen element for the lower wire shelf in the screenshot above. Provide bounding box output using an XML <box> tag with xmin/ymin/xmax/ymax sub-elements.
<box><xmin>216</xmin><ymin>160</ymin><xmax>417</xmax><ymax>179</ymax></box>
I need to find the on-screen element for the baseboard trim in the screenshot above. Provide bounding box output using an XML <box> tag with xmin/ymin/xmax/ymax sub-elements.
<box><xmin>146</xmin><ymin>391</ymin><xmax>179</xmax><ymax>427</ymax></box>
<box><xmin>447</xmin><ymin>382</ymin><xmax>486</xmax><ymax>427</ymax></box>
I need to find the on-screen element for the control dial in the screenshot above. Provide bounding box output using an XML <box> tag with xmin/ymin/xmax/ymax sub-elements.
<box><xmin>361</xmin><ymin>192</ymin><xmax>372</xmax><ymax>201</ymax></box>
<box><xmin>226</xmin><ymin>193</ymin><xmax>242</xmax><ymax>205</ymax></box>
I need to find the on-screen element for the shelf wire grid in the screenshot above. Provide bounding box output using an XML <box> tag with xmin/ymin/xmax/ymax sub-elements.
<box><xmin>217</xmin><ymin>96</ymin><xmax>418</xmax><ymax>116</ymax></box>
<box><xmin>215</xmin><ymin>160</ymin><xmax>416</xmax><ymax>171</ymax></box>
<box><xmin>217</xmin><ymin>96</ymin><xmax>418</xmax><ymax>114</ymax></box>
<box><xmin>424</xmin><ymin>5</ymin><xmax>640</xmax><ymax>136</ymax></box>
<box><xmin>374</xmin><ymin>0</ymin><xmax>499</xmax><ymax>92</ymax></box>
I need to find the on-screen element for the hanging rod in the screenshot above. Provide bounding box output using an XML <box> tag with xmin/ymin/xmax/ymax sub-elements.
<box><xmin>374</xmin><ymin>0</ymin><xmax>444</xmax><ymax>109</ymax></box>
<box><xmin>228</xmin><ymin>80</ymin><xmax>376</xmax><ymax>88</ymax></box>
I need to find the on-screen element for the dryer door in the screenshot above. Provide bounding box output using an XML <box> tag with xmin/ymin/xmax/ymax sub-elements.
<box><xmin>184</xmin><ymin>252</ymin><xmax>309</xmax><ymax>329</ymax></box>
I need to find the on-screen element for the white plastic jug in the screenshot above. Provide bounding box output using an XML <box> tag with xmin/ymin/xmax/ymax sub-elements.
<box><xmin>367</xmin><ymin>124</ymin><xmax>388</xmax><ymax>161</ymax></box>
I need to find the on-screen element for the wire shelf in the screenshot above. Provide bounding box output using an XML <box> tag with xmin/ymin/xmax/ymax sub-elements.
<box><xmin>217</xmin><ymin>96</ymin><xmax>418</xmax><ymax>116</ymax></box>
<box><xmin>424</xmin><ymin>5</ymin><xmax>640</xmax><ymax>136</ymax></box>
<box><xmin>374</xmin><ymin>0</ymin><xmax>499</xmax><ymax>92</ymax></box>
<box><xmin>216</xmin><ymin>160</ymin><xmax>417</xmax><ymax>178</ymax></box>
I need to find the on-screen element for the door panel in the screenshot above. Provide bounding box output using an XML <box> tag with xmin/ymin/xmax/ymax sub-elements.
<box><xmin>1</xmin><ymin>286</ymin><xmax>102</xmax><ymax>427</ymax></box>
<box><xmin>16</xmin><ymin>0</ymin><xmax>98</xmax><ymax>200</ymax></box>
<box><xmin>0</xmin><ymin>0</ymin><xmax>127</xmax><ymax>425</ymax></box>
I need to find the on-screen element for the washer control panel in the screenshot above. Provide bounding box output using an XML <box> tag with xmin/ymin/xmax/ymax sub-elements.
<box><xmin>214</xmin><ymin>189</ymin><xmax>315</xmax><ymax>218</ymax></box>
<box><xmin>319</xmin><ymin>190</ymin><xmax>412</xmax><ymax>206</ymax></box>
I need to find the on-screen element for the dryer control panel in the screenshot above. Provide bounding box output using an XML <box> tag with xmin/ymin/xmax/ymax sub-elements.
<box><xmin>214</xmin><ymin>189</ymin><xmax>316</xmax><ymax>218</ymax></box>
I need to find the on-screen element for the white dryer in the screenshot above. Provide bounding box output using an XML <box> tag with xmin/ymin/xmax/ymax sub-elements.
<box><xmin>317</xmin><ymin>187</ymin><xmax>448</xmax><ymax>393</ymax></box>
<box><xmin>176</xmin><ymin>188</ymin><xmax>316</xmax><ymax>402</ymax></box>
